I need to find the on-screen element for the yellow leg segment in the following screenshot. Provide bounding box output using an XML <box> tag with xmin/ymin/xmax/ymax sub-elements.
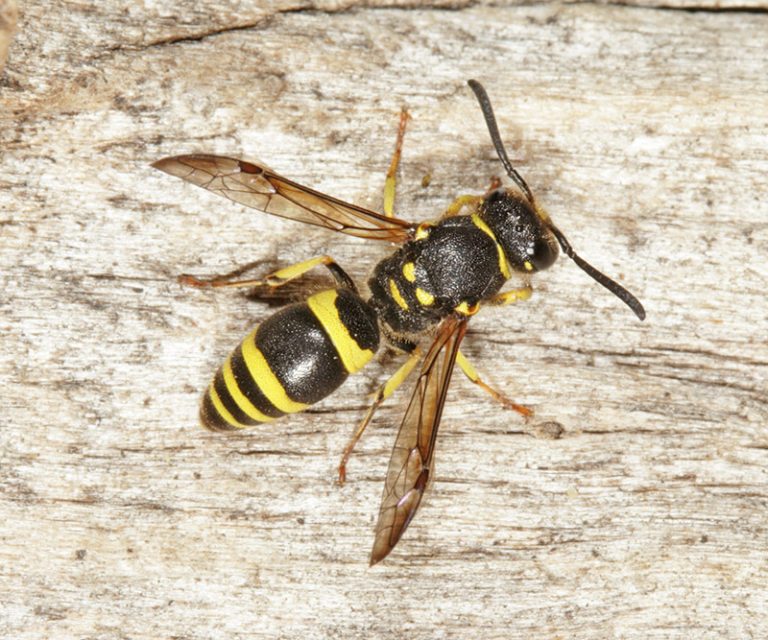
<box><xmin>487</xmin><ymin>285</ymin><xmax>533</xmax><ymax>306</ymax></box>
<box><xmin>263</xmin><ymin>255</ymin><xmax>342</xmax><ymax>286</ymax></box>
<box><xmin>441</xmin><ymin>194</ymin><xmax>483</xmax><ymax>219</ymax></box>
<box><xmin>179</xmin><ymin>255</ymin><xmax>353</xmax><ymax>290</ymax></box>
<box><xmin>338</xmin><ymin>347</ymin><xmax>422</xmax><ymax>485</ymax></box>
<box><xmin>383</xmin><ymin>107</ymin><xmax>410</xmax><ymax>218</ymax></box>
<box><xmin>456</xmin><ymin>351</ymin><xmax>532</xmax><ymax>418</ymax></box>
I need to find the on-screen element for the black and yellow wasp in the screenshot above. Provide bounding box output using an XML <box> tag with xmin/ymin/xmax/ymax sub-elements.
<box><xmin>154</xmin><ymin>80</ymin><xmax>645</xmax><ymax>565</ymax></box>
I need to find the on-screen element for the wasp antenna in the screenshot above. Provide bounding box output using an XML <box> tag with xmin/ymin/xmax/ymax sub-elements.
<box><xmin>549</xmin><ymin>224</ymin><xmax>646</xmax><ymax>320</ymax></box>
<box><xmin>468</xmin><ymin>79</ymin><xmax>535</xmax><ymax>204</ymax></box>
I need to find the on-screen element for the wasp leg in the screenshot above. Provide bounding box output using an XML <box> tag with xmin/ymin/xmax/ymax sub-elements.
<box><xmin>456</xmin><ymin>351</ymin><xmax>532</xmax><ymax>417</ymax></box>
<box><xmin>179</xmin><ymin>255</ymin><xmax>356</xmax><ymax>292</ymax></box>
<box><xmin>441</xmin><ymin>194</ymin><xmax>483</xmax><ymax>219</ymax></box>
<box><xmin>383</xmin><ymin>107</ymin><xmax>410</xmax><ymax>218</ymax></box>
<box><xmin>177</xmin><ymin>260</ymin><xmax>269</xmax><ymax>288</ymax></box>
<box><xmin>487</xmin><ymin>285</ymin><xmax>533</xmax><ymax>306</ymax></box>
<box><xmin>459</xmin><ymin>285</ymin><xmax>532</xmax><ymax>415</ymax></box>
<box><xmin>337</xmin><ymin>346</ymin><xmax>422</xmax><ymax>485</ymax></box>
<box><xmin>487</xmin><ymin>175</ymin><xmax>502</xmax><ymax>191</ymax></box>
<box><xmin>440</xmin><ymin>176</ymin><xmax>502</xmax><ymax>220</ymax></box>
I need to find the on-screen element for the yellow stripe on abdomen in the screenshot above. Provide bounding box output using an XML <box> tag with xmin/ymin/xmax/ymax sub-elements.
<box><xmin>307</xmin><ymin>290</ymin><xmax>375</xmax><ymax>374</ymax></box>
<box><xmin>207</xmin><ymin>384</ymin><xmax>249</xmax><ymax>429</ymax></box>
<box><xmin>240</xmin><ymin>329</ymin><xmax>309</xmax><ymax>414</ymax></box>
<box><xmin>222</xmin><ymin>354</ymin><xmax>276</xmax><ymax>423</ymax></box>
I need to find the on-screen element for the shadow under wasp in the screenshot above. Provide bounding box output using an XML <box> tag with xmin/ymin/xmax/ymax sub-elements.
<box><xmin>154</xmin><ymin>80</ymin><xmax>645</xmax><ymax>565</ymax></box>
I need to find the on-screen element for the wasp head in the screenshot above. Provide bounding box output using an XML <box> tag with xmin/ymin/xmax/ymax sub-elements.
<box><xmin>469</xmin><ymin>78</ymin><xmax>645</xmax><ymax>319</ymax></box>
<box><xmin>479</xmin><ymin>188</ymin><xmax>559</xmax><ymax>274</ymax></box>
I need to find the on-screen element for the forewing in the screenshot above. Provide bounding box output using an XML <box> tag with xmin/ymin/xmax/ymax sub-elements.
<box><xmin>153</xmin><ymin>154</ymin><xmax>415</xmax><ymax>242</ymax></box>
<box><xmin>370</xmin><ymin>317</ymin><xmax>469</xmax><ymax>565</ymax></box>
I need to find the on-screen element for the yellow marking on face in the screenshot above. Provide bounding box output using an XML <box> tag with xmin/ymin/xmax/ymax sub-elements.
<box><xmin>415</xmin><ymin>287</ymin><xmax>434</xmax><ymax>306</ymax></box>
<box><xmin>454</xmin><ymin>301</ymin><xmax>480</xmax><ymax>316</ymax></box>
<box><xmin>208</xmin><ymin>385</ymin><xmax>248</xmax><ymax>429</ymax></box>
<box><xmin>402</xmin><ymin>262</ymin><xmax>416</xmax><ymax>283</ymax></box>
<box><xmin>307</xmin><ymin>290</ymin><xmax>375</xmax><ymax>373</ymax></box>
<box><xmin>415</xmin><ymin>223</ymin><xmax>432</xmax><ymax>240</ymax></box>
<box><xmin>471</xmin><ymin>214</ymin><xmax>511</xmax><ymax>279</ymax></box>
<box><xmin>241</xmin><ymin>330</ymin><xmax>309</xmax><ymax>414</ymax></box>
<box><xmin>523</xmin><ymin>261</ymin><xmax>534</xmax><ymax>272</ymax></box>
<box><xmin>222</xmin><ymin>355</ymin><xmax>275</xmax><ymax>423</ymax></box>
<box><xmin>389</xmin><ymin>278</ymin><xmax>409</xmax><ymax>311</ymax></box>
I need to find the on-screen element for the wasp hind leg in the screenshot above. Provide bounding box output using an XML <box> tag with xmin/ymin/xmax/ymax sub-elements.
<box><xmin>179</xmin><ymin>254</ymin><xmax>357</xmax><ymax>292</ymax></box>
<box><xmin>337</xmin><ymin>346</ymin><xmax>422</xmax><ymax>485</ymax></box>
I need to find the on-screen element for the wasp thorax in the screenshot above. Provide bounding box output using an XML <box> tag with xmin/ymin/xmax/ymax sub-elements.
<box><xmin>478</xmin><ymin>188</ymin><xmax>559</xmax><ymax>273</ymax></box>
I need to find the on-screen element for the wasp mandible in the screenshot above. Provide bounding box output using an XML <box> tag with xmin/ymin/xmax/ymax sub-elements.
<box><xmin>154</xmin><ymin>80</ymin><xmax>645</xmax><ymax>565</ymax></box>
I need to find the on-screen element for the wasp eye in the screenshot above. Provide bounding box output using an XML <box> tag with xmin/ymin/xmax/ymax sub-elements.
<box><xmin>529</xmin><ymin>236</ymin><xmax>559</xmax><ymax>271</ymax></box>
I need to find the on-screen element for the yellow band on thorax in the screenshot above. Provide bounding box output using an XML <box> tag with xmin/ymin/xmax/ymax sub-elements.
<box><xmin>471</xmin><ymin>213</ymin><xmax>511</xmax><ymax>279</ymax></box>
<box><xmin>415</xmin><ymin>287</ymin><xmax>434</xmax><ymax>306</ymax></box>
<box><xmin>388</xmin><ymin>278</ymin><xmax>409</xmax><ymax>311</ymax></box>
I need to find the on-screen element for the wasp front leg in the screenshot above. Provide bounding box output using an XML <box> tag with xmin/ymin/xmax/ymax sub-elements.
<box><xmin>383</xmin><ymin>107</ymin><xmax>410</xmax><ymax>218</ymax></box>
<box><xmin>439</xmin><ymin>176</ymin><xmax>501</xmax><ymax>219</ymax></box>
<box><xmin>440</xmin><ymin>194</ymin><xmax>483</xmax><ymax>219</ymax></box>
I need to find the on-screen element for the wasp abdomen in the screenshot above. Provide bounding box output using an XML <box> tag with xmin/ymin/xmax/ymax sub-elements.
<box><xmin>200</xmin><ymin>288</ymin><xmax>380</xmax><ymax>432</ymax></box>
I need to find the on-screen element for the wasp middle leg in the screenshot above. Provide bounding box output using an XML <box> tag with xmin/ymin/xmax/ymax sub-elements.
<box><xmin>456</xmin><ymin>351</ymin><xmax>532</xmax><ymax>418</ymax></box>
<box><xmin>487</xmin><ymin>285</ymin><xmax>533</xmax><ymax>306</ymax></box>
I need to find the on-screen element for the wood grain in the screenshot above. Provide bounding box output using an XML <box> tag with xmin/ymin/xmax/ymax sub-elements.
<box><xmin>1</xmin><ymin>2</ymin><xmax>766</xmax><ymax>638</ymax></box>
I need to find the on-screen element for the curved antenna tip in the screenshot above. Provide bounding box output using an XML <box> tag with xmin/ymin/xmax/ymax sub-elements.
<box><xmin>550</xmin><ymin>224</ymin><xmax>646</xmax><ymax>321</ymax></box>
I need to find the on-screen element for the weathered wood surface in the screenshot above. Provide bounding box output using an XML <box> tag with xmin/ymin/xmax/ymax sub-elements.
<box><xmin>1</xmin><ymin>2</ymin><xmax>767</xmax><ymax>638</ymax></box>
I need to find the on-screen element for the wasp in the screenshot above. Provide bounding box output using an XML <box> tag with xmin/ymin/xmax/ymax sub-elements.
<box><xmin>154</xmin><ymin>80</ymin><xmax>645</xmax><ymax>565</ymax></box>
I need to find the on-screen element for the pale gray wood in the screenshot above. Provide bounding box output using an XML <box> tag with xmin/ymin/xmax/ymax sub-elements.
<box><xmin>1</xmin><ymin>2</ymin><xmax>766</xmax><ymax>639</ymax></box>
<box><xmin>0</xmin><ymin>0</ymin><xmax>16</xmax><ymax>71</ymax></box>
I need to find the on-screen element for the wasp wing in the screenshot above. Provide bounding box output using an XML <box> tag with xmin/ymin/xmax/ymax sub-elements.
<box><xmin>153</xmin><ymin>154</ymin><xmax>415</xmax><ymax>242</ymax></box>
<box><xmin>370</xmin><ymin>317</ymin><xmax>469</xmax><ymax>565</ymax></box>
